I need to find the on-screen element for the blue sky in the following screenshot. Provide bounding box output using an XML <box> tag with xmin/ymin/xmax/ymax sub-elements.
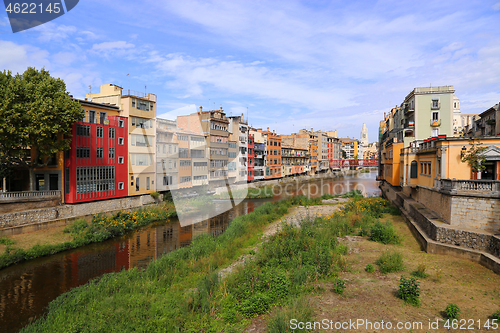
<box><xmin>1</xmin><ymin>0</ymin><xmax>500</xmax><ymax>143</ymax></box>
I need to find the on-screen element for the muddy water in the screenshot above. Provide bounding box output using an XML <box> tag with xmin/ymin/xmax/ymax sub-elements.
<box><xmin>0</xmin><ymin>171</ymin><xmax>378</xmax><ymax>332</ymax></box>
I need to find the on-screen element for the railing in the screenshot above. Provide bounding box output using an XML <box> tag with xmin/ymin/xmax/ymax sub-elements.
<box><xmin>0</xmin><ymin>190</ymin><xmax>62</xmax><ymax>201</ymax></box>
<box><xmin>439</xmin><ymin>179</ymin><xmax>500</xmax><ymax>193</ymax></box>
<box><xmin>430</xmin><ymin>119</ymin><xmax>441</xmax><ymax>127</ymax></box>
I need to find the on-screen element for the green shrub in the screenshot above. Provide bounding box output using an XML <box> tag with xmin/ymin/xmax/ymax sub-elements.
<box><xmin>375</xmin><ymin>251</ymin><xmax>404</xmax><ymax>273</ymax></box>
<box><xmin>63</xmin><ymin>219</ymin><xmax>88</xmax><ymax>234</ymax></box>
<box><xmin>365</xmin><ymin>264</ymin><xmax>375</xmax><ymax>273</ymax></box>
<box><xmin>239</xmin><ymin>292</ymin><xmax>271</xmax><ymax>317</ymax></box>
<box><xmin>492</xmin><ymin>310</ymin><xmax>500</xmax><ymax>320</ymax></box>
<box><xmin>332</xmin><ymin>278</ymin><xmax>346</xmax><ymax>295</ymax></box>
<box><xmin>150</xmin><ymin>192</ymin><xmax>160</xmax><ymax>199</ymax></box>
<box><xmin>445</xmin><ymin>303</ymin><xmax>460</xmax><ymax>319</ymax></box>
<box><xmin>369</xmin><ymin>221</ymin><xmax>401</xmax><ymax>244</ymax></box>
<box><xmin>0</xmin><ymin>237</ymin><xmax>15</xmax><ymax>246</ymax></box>
<box><xmin>398</xmin><ymin>276</ymin><xmax>420</xmax><ymax>306</ymax></box>
<box><xmin>410</xmin><ymin>263</ymin><xmax>429</xmax><ymax>278</ymax></box>
<box><xmin>267</xmin><ymin>296</ymin><xmax>314</xmax><ymax>333</ymax></box>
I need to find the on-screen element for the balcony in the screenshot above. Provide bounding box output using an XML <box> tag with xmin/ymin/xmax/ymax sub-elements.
<box><xmin>0</xmin><ymin>190</ymin><xmax>62</xmax><ymax>202</ymax></box>
<box><xmin>430</xmin><ymin>119</ymin><xmax>441</xmax><ymax>127</ymax></box>
<box><xmin>438</xmin><ymin>179</ymin><xmax>500</xmax><ymax>195</ymax></box>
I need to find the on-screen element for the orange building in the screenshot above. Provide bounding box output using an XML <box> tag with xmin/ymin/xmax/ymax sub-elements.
<box><xmin>259</xmin><ymin>128</ymin><xmax>282</xmax><ymax>179</ymax></box>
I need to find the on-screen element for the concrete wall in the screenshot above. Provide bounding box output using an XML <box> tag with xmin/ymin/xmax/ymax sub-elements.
<box><xmin>0</xmin><ymin>194</ymin><xmax>158</xmax><ymax>234</ymax></box>
<box><xmin>414</xmin><ymin>186</ymin><xmax>452</xmax><ymax>224</ymax></box>
<box><xmin>450</xmin><ymin>196</ymin><xmax>500</xmax><ymax>232</ymax></box>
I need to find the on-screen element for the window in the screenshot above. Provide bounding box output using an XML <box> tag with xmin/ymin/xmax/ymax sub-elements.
<box><xmin>163</xmin><ymin>175</ymin><xmax>172</xmax><ymax>185</ymax></box>
<box><xmin>410</xmin><ymin>161</ymin><xmax>418</xmax><ymax>178</ymax></box>
<box><xmin>432</xmin><ymin>99</ymin><xmax>440</xmax><ymax>109</ymax></box>
<box><xmin>137</xmin><ymin>100</ymin><xmax>149</xmax><ymax>111</ymax></box>
<box><xmin>119</xmin><ymin>120</ymin><xmax>124</xmax><ymax>127</ymax></box>
<box><xmin>89</xmin><ymin>110</ymin><xmax>96</xmax><ymax>123</ymax></box>
<box><xmin>76</xmin><ymin>147</ymin><xmax>91</xmax><ymax>158</ymax></box>
<box><xmin>118</xmin><ymin>156</ymin><xmax>124</xmax><ymax>164</ymax></box>
<box><xmin>96</xmin><ymin>126</ymin><xmax>103</xmax><ymax>138</ymax></box>
<box><xmin>169</xmin><ymin>160</ymin><xmax>173</xmax><ymax>169</ymax></box>
<box><xmin>99</xmin><ymin>112</ymin><xmax>107</xmax><ymax>124</ymax></box>
<box><xmin>109</xmin><ymin>128</ymin><xmax>115</xmax><ymax>139</ymax></box>
<box><xmin>136</xmin><ymin>177</ymin><xmax>139</xmax><ymax>191</ymax></box>
<box><xmin>118</xmin><ymin>137</ymin><xmax>124</xmax><ymax>145</ymax></box>
<box><xmin>109</xmin><ymin>148</ymin><xmax>115</xmax><ymax>159</ymax></box>
<box><xmin>178</xmin><ymin>135</ymin><xmax>189</xmax><ymax>141</ymax></box>
<box><xmin>179</xmin><ymin>148</ymin><xmax>189</xmax><ymax>158</ymax></box>
<box><xmin>432</xmin><ymin>111</ymin><xmax>439</xmax><ymax>121</ymax></box>
<box><xmin>180</xmin><ymin>176</ymin><xmax>191</xmax><ymax>183</ymax></box>
<box><xmin>180</xmin><ymin>160</ymin><xmax>191</xmax><ymax>167</ymax></box>
<box><xmin>76</xmin><ymin>124</ymin><xmax>90</xmax><ymax>137</ymax></box>
<box><xmin>132</xmin><ymin>98</ymin><xmax>136</xmax><ymax>107</ymax></box>
<box><xmin>97</xmin><ymin>148</ymin><xmax>103</xmax><ymax>159</ymax></box>
<box><xmin>132</xmin><ymin>117</ymin><xmax>135</xmax><ymax>126</ymax></box>
<box><xmin>118</xmin><ymin>182</ymin><xmax>124</xmax><ymax>190</ymax></box>
<box><xmin>194</xmin><ymin>161</ymin><xmax>207</xmax><ymax>167</ymax></box>
<box><xmin>146</xmin><ymin>177</ymin><xmax>150</xmax><ymax>190</ymax></box>
<box><xmin>432</xmin><ymin>128</ymin><xmax>439</xmax><ymax>137</ymax></box>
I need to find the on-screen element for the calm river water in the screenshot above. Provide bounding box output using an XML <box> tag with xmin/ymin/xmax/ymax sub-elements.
<box><xmin>0</xmin><ymin>171</ymin><xmax>379</xmax><ymax>333</ymax></box>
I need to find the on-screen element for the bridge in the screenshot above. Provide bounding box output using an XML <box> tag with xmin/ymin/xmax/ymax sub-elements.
<box><xmin>329</xmin><ymin>158</ymin><xmax>379</xmax><ymax>167</ymax></box>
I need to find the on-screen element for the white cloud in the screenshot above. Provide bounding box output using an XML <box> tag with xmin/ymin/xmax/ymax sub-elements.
<box><xmin>147</xmin><ymin>52</ymin><xmax>356</xmax><ymax>111</ymax></box>
<box><xmin>91</xmin><ymin>41</ymin><xmax>135</xmax><ymax>51</ymax></box>
<box><xmin>0</xmin><ymin>41</ymin><xmax>50</xmax><ymax>74</ymax></box>
<box><xmin>493</xmin><ymin>2</ymin><xmax>500</xmax><ymax>10</ymax></box>
<box><xmin>35</xmin><ymin>23</ymin><xmax>78</xmax><ymax>42</ymax></box>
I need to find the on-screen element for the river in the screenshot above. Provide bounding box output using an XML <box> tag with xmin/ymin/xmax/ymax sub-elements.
<box><xmin>0</xmin><ymin>171</ymin><xmax>379</xmax><ymax>333</ymax></box>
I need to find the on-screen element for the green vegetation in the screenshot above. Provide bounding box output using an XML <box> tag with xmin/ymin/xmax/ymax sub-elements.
<box><xmin>150</xmin><ymin>192</ymin><xmax>160</xmax><ymax>200</ymax></box>
<box><xmin>0</xmin><ymin>237</ymin><xmax>15</xmax><ymax>246</ymax></box>
<box><xmin>365</xmin><ymin>264</ymin><xmax>375</xmax><ymax>273</ymax></box>
<box><xmin>20</xmin><ymin>195</ymin><xmax>401</xmax><ymax>332</ymax></box>
<box><xmin>445</xmin><ymin>303</ymin><xmax>460</xmax><ymax>319</ymax></box>
<box><xmin>411</xmin><ymin>263</ymin><xmax>429</xmax><ymax>279</ymax></box>
<box><xmin>0</xmin><ymin>203</ymin><xmax>176</xmax><ymax>270</ymax></box>
<box><xmin>369</xmin><ymin>221</ymin><xmax>401</xmax><ymax>245</ymax></box>
<box><xmin>375</xmin><ymin>251</ymin><xmax>404</xmax><ymax>274</ymax></box>
<box><xmin>398</xmin><ymin>276</ymin><xmax>420</xmax><ymax>307</ymax></box>
<box><xmin>492</xmin><ymin>310</ymin><xmax>500</xmax><ymax>320</ymax></box>
<box><xmin>332</xmin><ymin>278</ymin><xmax>346</xmax><ymax>295</ymax></box>
<box><xmin>0</xmin><ymin>68</ymin><xmax>84</xmax><ymax>184</ymax></box>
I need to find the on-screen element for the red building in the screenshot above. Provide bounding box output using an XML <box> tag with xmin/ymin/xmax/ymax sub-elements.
<box><xmin>247</xmin><ymin>133</ymin><xmax>255</xmax><ymax>182</ymax></box>
<box><xmin>64</xmin><ymin>100</ymin><xmax>129</xmax><ymax>203</ymax></box>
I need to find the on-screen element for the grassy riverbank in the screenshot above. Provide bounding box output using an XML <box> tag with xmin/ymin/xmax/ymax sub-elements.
<box><xmin>20</xmin><ymin>194</ymin><xmax>394</xmax><ymax>332</ymax></box>
<box><xmin>20</xmin><ymin>193</ymin><xmax>500</xmax><ymax>332</ymax></box>
<box><xmin>0</xmin><ymin>202</ymin><xmax>176</xmax><ymax>270</ymax></box>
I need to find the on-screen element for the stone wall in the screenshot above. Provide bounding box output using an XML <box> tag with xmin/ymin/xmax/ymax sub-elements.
<box><xmin>380</xmin><ymin>180</ymin><xmax>500</xmax><ymax>265</ymax></box>
<box><xmin>414</xmin><ymin>186</ymin><xmax>452</xmax><ymax>224</ymax></box>
<box><xmin>0</xmin><ymin>194</ymin><xmax>159</xmax><ymax>233</ymax></box>
<box><xmin>411</xmin><ymin>185</ymin><xmax>500</xmax><ymax>234</ymax></box>
<box><xmin>450</xmin><ymin>196</ymin><xmax>500</xmax><ymax>233</ymax></box>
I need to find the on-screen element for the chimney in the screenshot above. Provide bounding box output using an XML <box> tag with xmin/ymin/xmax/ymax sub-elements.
<box><xmin>267</xmin><ymin>127</ymin><xmax>269</xmax><ymax>132</ymax></box>
<box><xmin>199</xmin><ymin>106</ymin><xmax>203</xmax><ymax>112</ymax></box>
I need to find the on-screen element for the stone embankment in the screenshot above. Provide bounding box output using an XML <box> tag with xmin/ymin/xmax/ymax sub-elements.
<box><xmin>0</xmin><ymin>194</ymin><xmax>159</xmax><ymax>236</ymax></box>
<box><xmin>380</xmin><ymin>181</ymin><xmax>500</xmax><ymax>274</ymax></box>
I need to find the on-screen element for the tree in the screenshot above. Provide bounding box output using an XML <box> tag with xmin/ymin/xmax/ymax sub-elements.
<box><xmin>341</xmin><ymin>150</ymin><xmax>347</xmax><ymax>159</ymax></box>
<box><xmin>461</xmin><ymin>139</ymin><xmax>487</xmax><ymax>177</ymax></box>
<box><xmin>0</xmin><ymin>67</ymin><xmax>84</xmax><ymax>190</ymax></box>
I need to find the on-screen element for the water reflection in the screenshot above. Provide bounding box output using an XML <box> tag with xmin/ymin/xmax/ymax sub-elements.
<box><xmin>0</xmin><ymin>171</ymin><xmax>378</xmax><ymax>333</ymax></box>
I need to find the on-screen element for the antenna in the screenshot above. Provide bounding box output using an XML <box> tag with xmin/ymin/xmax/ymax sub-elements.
<box><xmin>88</xmin><ymin>85</ymin><xmax>92</xmax><ymax>95</ymax></box>
<box><xmin>145</xmin><ymin>85</ymin><xmax>147</xmax><ymax>96</ymax></box>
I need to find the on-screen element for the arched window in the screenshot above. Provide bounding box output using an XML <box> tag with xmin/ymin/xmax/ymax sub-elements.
<box><xmin>410</xmin><ymin>161</ymin><xmax>418</xmax><ymax>178</ymax></box>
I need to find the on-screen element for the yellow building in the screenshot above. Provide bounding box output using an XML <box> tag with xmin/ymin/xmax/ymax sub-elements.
<box><xmin>400</xmin><ymin>137</ymin><xmax>500</xmax><ymax>188</ymax></box>
<box><xmin>87</xmin><ymin>84</ymin><xmax>157</xmax><ymax>195</ymax></box>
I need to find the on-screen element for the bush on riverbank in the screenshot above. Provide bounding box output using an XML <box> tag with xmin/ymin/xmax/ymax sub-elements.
<box><xmin>0</xmin><ymin>203</ymin><xmax>176</xmax><ymax>271</ymax></box>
